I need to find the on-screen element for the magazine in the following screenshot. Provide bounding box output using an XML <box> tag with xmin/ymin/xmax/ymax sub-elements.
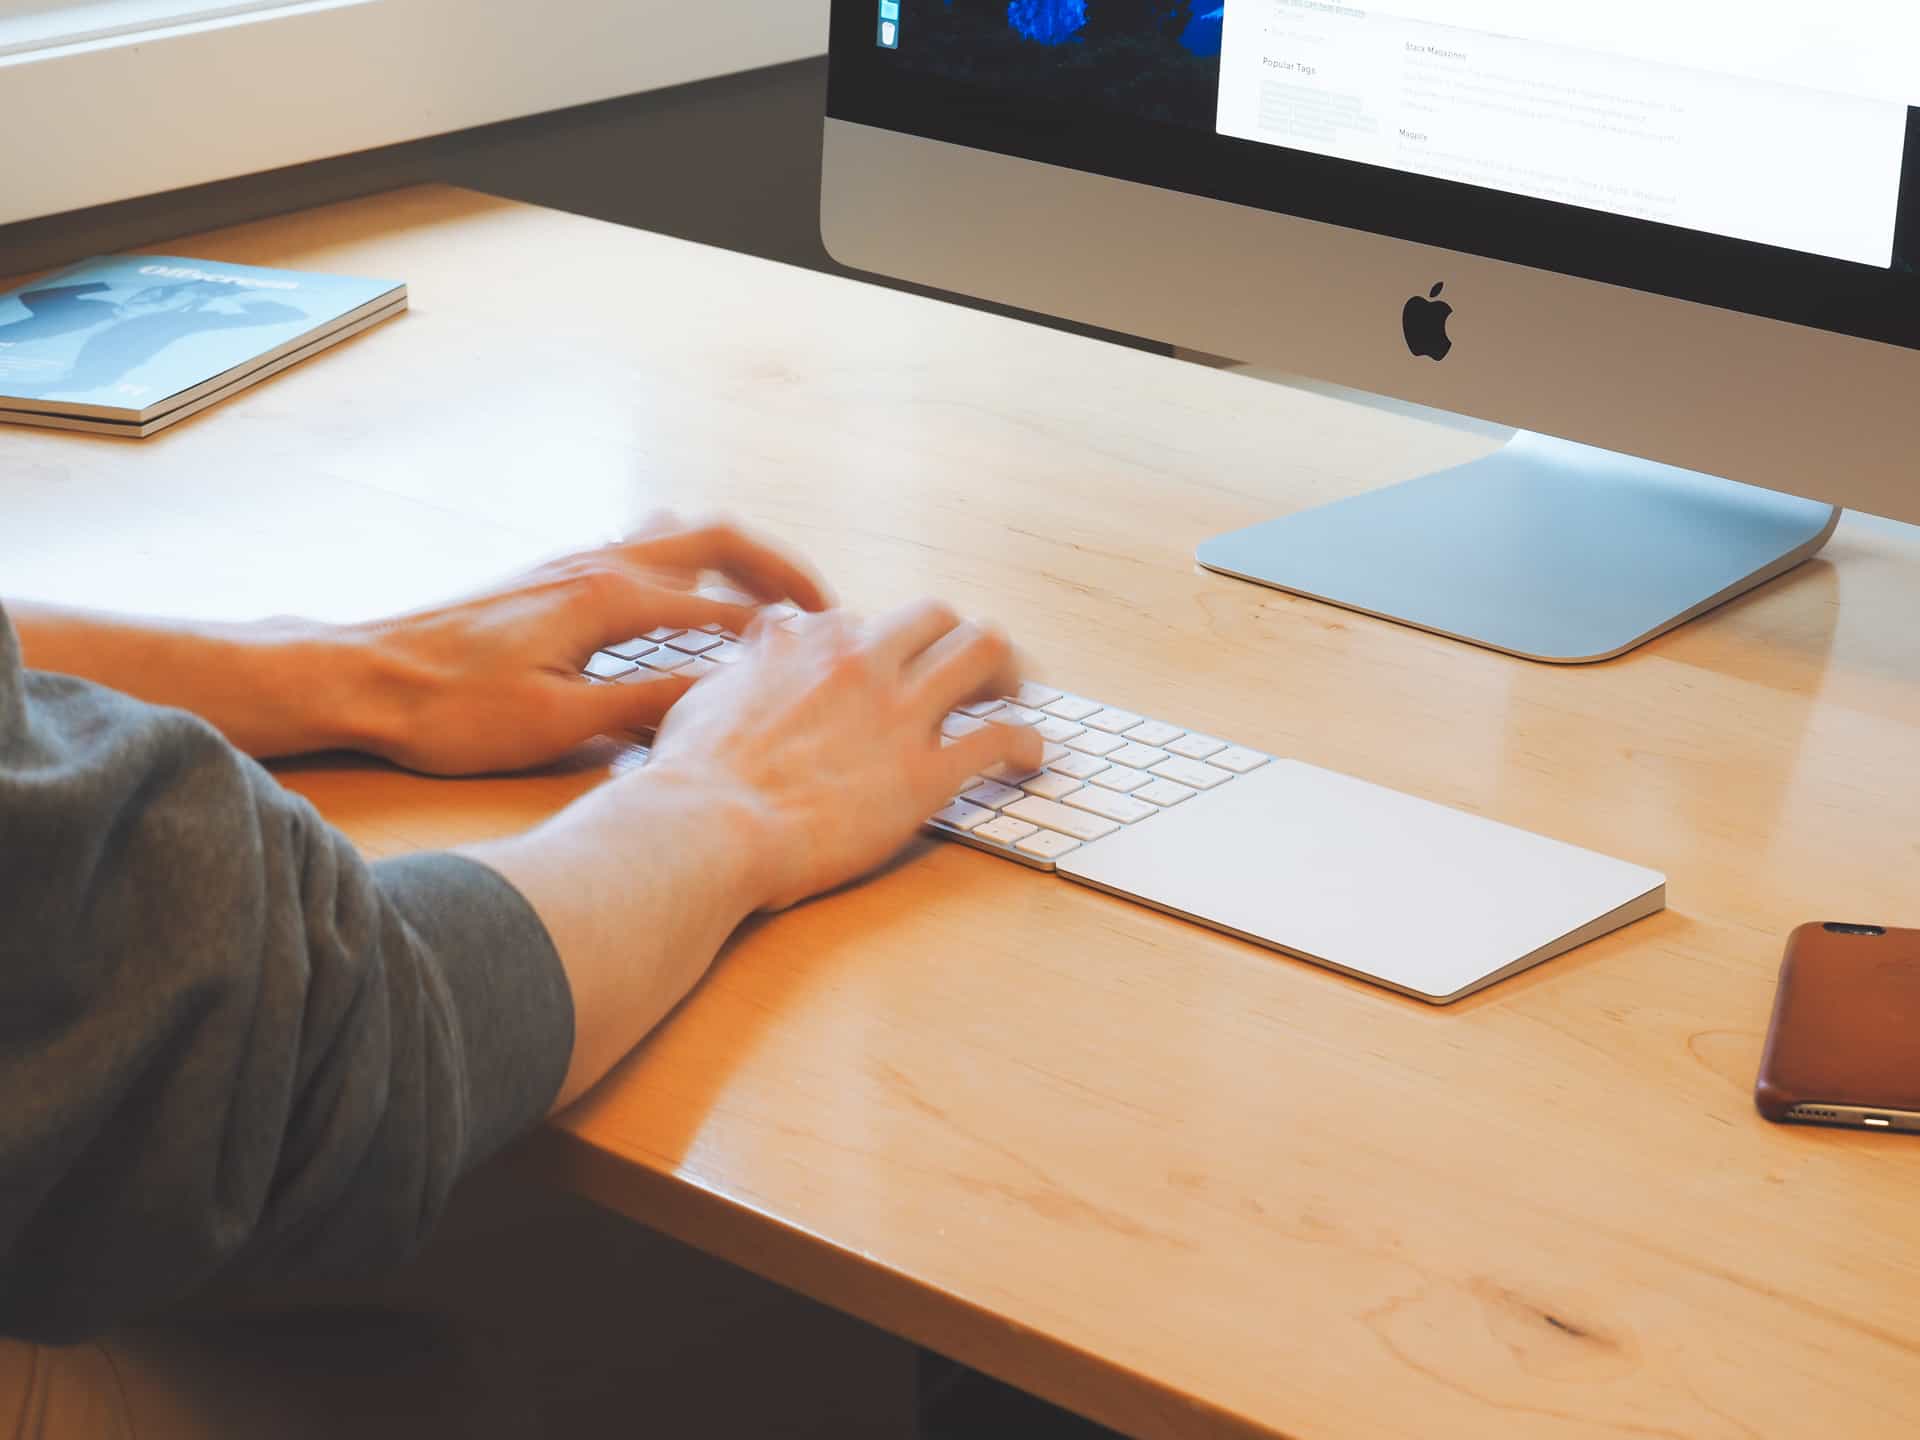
<box><xmin>0</xmin><ymin>255</ymin><xmax>407</xmax><ymax>437</ymax></box>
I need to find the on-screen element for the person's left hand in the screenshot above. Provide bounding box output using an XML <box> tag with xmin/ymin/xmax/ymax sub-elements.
<box><xmin>346</xmin><ymin>515</ymin><xmax>830</xmax><ymax>775</ymax></box>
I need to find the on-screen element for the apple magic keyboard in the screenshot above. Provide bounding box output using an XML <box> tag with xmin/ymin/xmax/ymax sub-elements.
<box><xmin>583</xmin><ymin>617</ymin><xmax>1667</xmax><ymax>1004</ymax></box>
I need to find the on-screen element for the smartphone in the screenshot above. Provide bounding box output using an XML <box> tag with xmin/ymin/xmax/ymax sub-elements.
<box><xmin>1755</xmin><ymin>922</ymin><xmax>1920</xmax><ymax>1132</ymax></box>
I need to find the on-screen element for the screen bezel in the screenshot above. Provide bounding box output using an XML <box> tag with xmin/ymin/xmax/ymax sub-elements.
<box><xmin>826</xmin><ymin>2</ymin><xmax>1920</xmax><ymax>353</ymax></box>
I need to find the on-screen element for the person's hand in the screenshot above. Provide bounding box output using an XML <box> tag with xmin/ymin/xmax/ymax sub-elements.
<box><xmin>461</xmin><ymin>597</ymin><xmax>1042</xmax><ymax>1108</ymax></box>
<box><xmin>348</xmin><ymin>516</ymin><xmax>830</xmax><ymax>775</ymax></box>
<box><xmin>644</xmin><ymin>599</ymin><xmax>1046</xmax><ymax>911</ymax></box>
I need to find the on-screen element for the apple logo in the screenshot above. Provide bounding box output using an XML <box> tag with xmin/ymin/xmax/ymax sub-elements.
<box><xmin>1402</xmin><ymin>282</ymin><xmax>1454</xmax><ymax>361</ymax></box>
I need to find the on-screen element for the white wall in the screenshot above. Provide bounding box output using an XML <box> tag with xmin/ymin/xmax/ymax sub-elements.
<box><xmin>0</xmin><ymin>0</ymin><xmax>831</xmax><ymax>226</ymax></box>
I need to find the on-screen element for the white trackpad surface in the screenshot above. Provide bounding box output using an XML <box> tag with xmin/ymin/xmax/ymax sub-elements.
<box><xmin>1057</xmin><ymin>760</ymin><xmax>1665</xmax><ymax>1002</ymax></box>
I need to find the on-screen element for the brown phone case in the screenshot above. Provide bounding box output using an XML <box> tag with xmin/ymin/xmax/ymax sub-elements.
<box><xmin>1755</xmin><ymin>923</ymin><xmax>1920</xmax><ymax>1126</ymax></box>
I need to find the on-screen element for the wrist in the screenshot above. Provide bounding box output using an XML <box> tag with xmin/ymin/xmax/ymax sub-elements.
<box><xmin>316</xmin><ymin>619</ymin><xmax>431</xmax><ymax>761</ymax></box>
<box><xmin>235</xmin><ymin>617</ymin><xmax>410</xmax><ymax>758</ymax></box>
<box><xmin>613</xmin><ymin>758</ymin><xmax>785</xmax><ymax>916</ymax></box>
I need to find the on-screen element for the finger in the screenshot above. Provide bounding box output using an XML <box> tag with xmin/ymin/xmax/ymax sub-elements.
<box><xmin>904</xmin><ymin>619</ymin><xmax>1020</xmax><ymax>722</ymax></box>
<box><xmin>937</xmin><ymin>721</ymin><xmax>1045</xmax><ymax>795</ymax></box>
<box><xmin>612</xmin><ymin>512</ymin><xmax>699</xmax><ymax>588</ymax></box>
<box><xmin>866</xmin><ymin>598</ymin><xmax>963</xmax><ymax>673</ymax></box>
<box><xmin>579</xmin><ymin>574</ymin><xmax>761</xmax><ymax>650</ymax></box>
<box><xmin>741</xmin><ymin>608</ymin><xmax>789</xmax><ymax>646</ymax></box>
<box><xmin>616</xmin><ymin>520</ymin><xmax>833</xmax><ymax>612</ymax></box>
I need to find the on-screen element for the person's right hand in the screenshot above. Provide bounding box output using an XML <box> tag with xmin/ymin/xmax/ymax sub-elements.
<box><xmin>644</xmin><ymin>599</ymin><xmax>1045</xmax><ymax>911</ymax></box>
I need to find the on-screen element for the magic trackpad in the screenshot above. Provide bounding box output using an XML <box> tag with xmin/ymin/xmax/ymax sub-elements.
<box><xmin>1056</xmin><ymin>760</ymin><xmax>1665</xmax><ymax>1002</ymax></box>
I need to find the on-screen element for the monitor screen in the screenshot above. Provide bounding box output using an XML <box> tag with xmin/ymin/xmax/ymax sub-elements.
<box><xmin>831</xmin><ymin>2</ymin><xmax>1920</xmax><ymax>350</ymax></box>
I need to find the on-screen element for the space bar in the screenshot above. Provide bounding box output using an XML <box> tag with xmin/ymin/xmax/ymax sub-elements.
<box><xmin>1002</xmin><ymin>795</ymin><xmax>1120</xmax><ymax>841</ymax></box>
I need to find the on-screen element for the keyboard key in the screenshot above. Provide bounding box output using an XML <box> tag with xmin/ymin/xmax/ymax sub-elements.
<box><xmin>583</xmin><ymin>652</ymin><xmax>639</xmax><ymax>680</ymax></box>
<box><xmin>706</xmin><ymin>641</ymin><xmax>747</xmax><ymax>665</ymax></box>
<box><xmin>976</xmin><ymin>816</ymin><xmax>1040</xmax><ymax>846</ymax></box>
<box><xmin>1048</xmin><ymin>751</ymin><xmax>1110</xmax><ymax>780</ymax></box>
<box><xmin>667</xmin><ymin>632</ymin><xmax>725</xmax><ymax>655</ymax></box>
<box><xmin>931</xmin><ymin>799</ymin><xmax>994</xmax><ymax>832</ymax></box>
<box><xmin>682</xmin><ymin>657</ymin><xmax>723</xmax><ymax>681</ymax></box>
<box><xmin>1021</xmin><ymin>772</ymin><xmax>1084</xmax><ymax>801</ymax></box>
<box><xmin>1122</xmin><ymin>720</ymin><xmax>1184</xmax><ymax>748</ymax></box>
<box><xmin>1008</xmin><ymin>682</ymin><xmax>1063</xmax><ymax>709</ymax></box>
<box><xmin>604</xmin><ymin>638</ymin><xmax>659</xmax><ymax>661</ymax></box>
<box><xmin>763</xmin><ymin>604</ymin><xmax>799</xmax><ymax>623</ymax></box>
<box><xmin>1148</xmin><ymin>756</ymin><xmax>1231</xmax><ymax>790</ymax></box>
<box><xmin>1107</xmin><ymin>743</ymin><xmax>1172</xmax><ymax>770</ymax></box>
<box><xmin>960</xmin><ymin>780</ymin><xmax>1025</xmax><ymax>810</ymax></box>
<box><xmin>1016</xmin><ymin>831</ymin><xmax>1081</xmax><ymax>860</ymax></box>
<box><xmin>643</xmin><ymin>626</ymin><xmax>684</xmax><ymax>643</ymax></box>
<box><xmin>923</xmin><ymin>690</ymin><xmax>1271</xmax><ymax>870</ymax></box>
<box><xmin>1208</xmin><ymin>748</ymin><xmax>1271</xmax><ymax>774</ymax></box>
<box><xmin>640</xmin><ymin>648</ymin><xmax>696</xmax><ymax>671</ymax></box>
<box><xmin>1063</xmin><ymin>788</ymin><xmax>1157</xmax><ymax>824</ymax></box>
<box><xmin>1165</xmin><ymin>734</ymin><xmax>1227</xmax><ymax>761</ymax></box>
<box><xmin>1033</xmin><ymin>718</ymin><xmax>1085</xmax><ymax>744</ymax></box>
<box><xmin>1136</xmin><ymin>779</ymin><xmax>1196</xmax><ymax>807</ymax></box>
<box><xmin>1003</xmin><ymin>795</ymin><xmax>1121</xmax><ymax>842</ymax></box>
<box><xmin>699</xmin><ymin>622</ymin><xmax>727</xmax><ymax>633</ymax></box>
<box><xmin>1043</xmin><ymin>696</ymin><xmax>1102</xmax><ymax>722</ymax></box>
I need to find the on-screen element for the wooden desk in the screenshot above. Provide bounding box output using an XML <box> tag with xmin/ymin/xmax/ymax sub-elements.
<box><xmin>5</xmin><ymin>186</ymin><xmax>1919</xmax><ymax>1440</ymax></box>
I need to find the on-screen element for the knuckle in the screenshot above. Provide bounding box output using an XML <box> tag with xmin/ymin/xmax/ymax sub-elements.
<box><xmin>970</xmin><ymin>624</ymin><xmax>1012</xmax><ymax>666</ymax></box>
<box><xmin>916</xmin><ymin>598</ymin><xmax>961</xmax><ymax>632</ymax></box>
<box><xmin>576</xmin><ymin>566</ymin><xmax>635</xmax><ymax>608</ymax></box>
<box><xmin>824</xmin><ymin>625</ymin><xmax>873</xmax><ymax>669</ymax></box>
<box><xmin>692</xmin><ymin>514</ymin><xmax>745</xmax><ymax>546</ymax></box>
<box><xmin>827</xmin><ymin>649</ymin><xmax>872</xmax><ymax>690</ymax></box>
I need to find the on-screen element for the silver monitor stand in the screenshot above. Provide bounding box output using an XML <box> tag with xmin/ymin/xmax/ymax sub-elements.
<box><xmin>1197</xmin><ymin>430</ymin><xmax>1840</xmax><ymax>664</ymax></box>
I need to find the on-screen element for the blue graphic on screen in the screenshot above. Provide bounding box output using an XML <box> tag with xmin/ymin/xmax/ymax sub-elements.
<box><xmin>1007</xmin><ymin>0</ymin><xmax>1086</xmax><ymax>45</ymax></box>
<box><xmin>890</xmin><ymin>1</ymin><xmax>1225</xmax><ymax>129</ymax></box>
<box><xmin>1178</xmin><ymin>3</ymin><xmax>1222</xmax><ymax>56</ymax></box>
<box><xmin>955</xmin><ymin>1</ymin><xmax>1218</xmax><ymax>55</ymax></box>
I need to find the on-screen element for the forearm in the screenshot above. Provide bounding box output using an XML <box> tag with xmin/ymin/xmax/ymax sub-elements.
<box><xmin>6</xmin><ymin>601</ymin><xmax>392</xmax><ymax>759</ymax></box>
<box><xmin>461</xmin><ymin>762</ymin><xmax>771</xmax><ymax>1112</ymax></box>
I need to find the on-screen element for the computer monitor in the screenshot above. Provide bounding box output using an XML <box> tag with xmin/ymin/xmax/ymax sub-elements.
<box><xmin>821</xmin><ymin>2</ymin><xmax>1920</xmax><ymax>662</ymax></box>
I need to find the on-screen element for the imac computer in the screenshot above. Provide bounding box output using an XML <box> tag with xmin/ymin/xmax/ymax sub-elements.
<box><xmin>821</xmin><ymin>2</ymin><xmax>1920</xmax><ymax>662</ymax></box>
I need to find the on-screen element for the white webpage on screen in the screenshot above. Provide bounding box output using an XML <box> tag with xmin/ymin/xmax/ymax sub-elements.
<box><xmin>1216</xmin><ymin>0</ymin><xmax>1912</xmax><ymax>266</ymax></box>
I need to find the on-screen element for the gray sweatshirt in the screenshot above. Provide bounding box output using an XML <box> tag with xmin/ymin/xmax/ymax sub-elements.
<box><xmin>0</xmin><ymin>605</ymin><xmax>573</xmax><ymax>1343</ymax></box>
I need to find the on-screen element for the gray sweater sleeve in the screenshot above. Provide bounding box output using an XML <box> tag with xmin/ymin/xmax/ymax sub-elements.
<box><xmin>0</xmin><ymin>607</ymin><xmax>573</xmax><ymax>1343</ymax></box>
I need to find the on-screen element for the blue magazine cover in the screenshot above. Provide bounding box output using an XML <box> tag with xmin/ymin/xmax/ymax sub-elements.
<box><xmin>0</xmin><ymin>254</ymin><xmax>405</xmax><ymax>431</ymax></box>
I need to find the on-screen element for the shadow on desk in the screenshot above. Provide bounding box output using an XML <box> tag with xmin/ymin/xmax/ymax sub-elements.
<box><xmin>237</xmin><ymin>1152</ymin><xmax>920</xmax><ymax>1438</ymax></box>
<box><xmin>120</xmin><ymin>1149</ymin><xmax>1116</xmax><ymax>1439</ymax></box>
